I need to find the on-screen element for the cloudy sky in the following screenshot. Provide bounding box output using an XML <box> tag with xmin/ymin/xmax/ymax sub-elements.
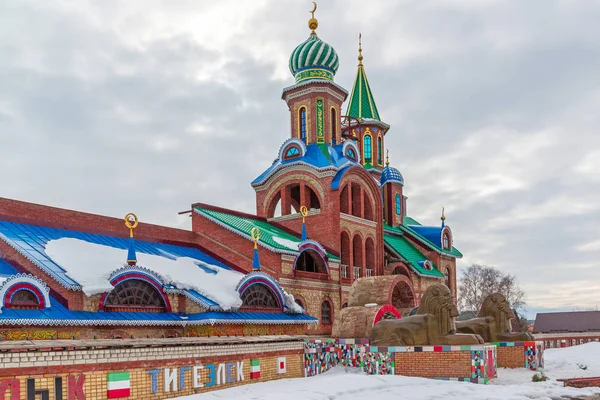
<box><xmin>1</xmin><ymin>0</ymin><xmax>599</xmax><ymax>318</ymax></box>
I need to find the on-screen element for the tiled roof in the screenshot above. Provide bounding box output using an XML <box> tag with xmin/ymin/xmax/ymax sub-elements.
<box><xmin>252</xmin><ymin>142</ymin><xmax>358</xmax><ymax>186</ymax></box>
<box><xmin>534</xmin><ymin>311</ymin><xmax>600</xmax><ymax>333</ymax></box>
<box><xmin>0</xmin><ymin>296</ymin><xmax>317</xmax><ymax>326</ymax></box>
<box><xmin>194</xmin><ymin>206</ymin><xmax>340</xmax><ymax>261</ymax></box>
<box><xmin>0</xmin><ymin>220</ymin><xmax>233</xmax><ymax>305</ymax></box>
<box><xmin>384</xmin><ymin>233</ymin><xmax>444</xmax><ymax>278</ymax></box>
<box><xmin>347</xmin><ymin>61</ymin><xmax>381</xmax><ymax>120</ymax></box>
<box><xmin>388</xmin><ymin>217</ymin><xmax>463</xmax><ymax>258</ymax></box>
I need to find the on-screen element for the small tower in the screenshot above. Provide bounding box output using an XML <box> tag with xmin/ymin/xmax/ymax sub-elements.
<box><xmin>380</xmin><ymin>151</ymin><xmax>405</xmax><ymax>227</ymax></box>
<box><xmin>124</xmin><ymin>213</ymin><xmax>139</xmax><ymax>265</ymax></box>
<box><xmin>284</xmin><ymin>3</ymin><xmax>348</xmax><ymax>147</ymax></box>
<box><xmin>343</xmin><ymin>34</ymin><xmax>390</xmax><ymax>176</ymax></box>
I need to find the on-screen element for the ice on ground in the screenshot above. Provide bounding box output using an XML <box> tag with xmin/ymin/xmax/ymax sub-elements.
<box><xmin>178</xmin><ymin>343</ymin><xmax>600</xmax><ymax>399</ymax></box>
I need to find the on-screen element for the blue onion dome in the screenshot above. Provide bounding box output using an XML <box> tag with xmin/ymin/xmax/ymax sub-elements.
<box><xmin>381</xmin><ymin>165</ymin><xmax>404</xmax><ymax>186</ymax></box>
<box><xmin>289</xmin><ymin>7</ymin><xmax>339</xmax><ymax>83</ymax></box>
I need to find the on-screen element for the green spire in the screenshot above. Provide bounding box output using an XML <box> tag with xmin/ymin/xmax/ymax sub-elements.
<box><xmin>346</xmin><ymin>33</ymin><xmax>381</xmax><ymax>121</ymax></box>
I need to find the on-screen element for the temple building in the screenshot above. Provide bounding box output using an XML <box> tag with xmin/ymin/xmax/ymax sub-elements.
<box><xmin>0</xmin><ymin>8</ymin><xmax>461</xmax><ymax>339</ymax></box>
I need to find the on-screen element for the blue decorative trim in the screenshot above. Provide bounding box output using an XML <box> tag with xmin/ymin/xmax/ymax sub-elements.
<box><xmin>0</xmin><ymin>274</ymin><xmax>52</xmax><ymax>311</ymax></box>
<box><xmin>109</xmin><ymin>266</ymin><xmax>165</xmax><ymax>287</ymax></box>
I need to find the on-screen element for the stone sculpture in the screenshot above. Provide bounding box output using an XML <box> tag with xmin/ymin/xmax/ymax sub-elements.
<box><xmin>455</xmin><ymin>293</ymin><xmax>534</xmax><ymax>342</ymax></box>
<box><xmin>370</xmin><ymin>284</ymin><xmax>484</xmax><ymax>346</ymax></box>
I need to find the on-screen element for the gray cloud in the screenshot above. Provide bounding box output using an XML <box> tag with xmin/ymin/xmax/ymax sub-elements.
<box><xmin>1</xmin><ymin>0</ymin><xmax>599</xmax><ymax>317</ymax></box>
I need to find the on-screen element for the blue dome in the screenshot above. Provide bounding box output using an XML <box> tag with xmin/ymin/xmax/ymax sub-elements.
<box><xmin>381</xmin><ymin>165</ymin><xmax>404</xmax><ymax>186</ymax></box>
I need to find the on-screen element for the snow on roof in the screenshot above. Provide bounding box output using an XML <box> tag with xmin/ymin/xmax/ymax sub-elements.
<box><xmin>45</xmin><ymin>238</ymin><xmax>244</xmax><ymax>310</ymax></box>
<box><xmin>272</xmin><ymin>236</ymin><xmax>300</xmax><ymax>251</ymax></box>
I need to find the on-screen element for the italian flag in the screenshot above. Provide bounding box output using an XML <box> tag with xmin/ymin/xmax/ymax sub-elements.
<box><xmin>107</xmin><ymin>372</ymin><xmax>131</xmax><ymax>398</ymax></box>
<box><xmin>250</xmin><ymin>359</ymin><xmax>261</xmax><ymax>379</ymax></box>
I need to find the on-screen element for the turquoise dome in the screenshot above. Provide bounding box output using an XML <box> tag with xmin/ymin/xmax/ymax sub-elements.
<box><xmin>289</xmin><ymin>33</ymin><xmax>339</xmax><ymax>82</ymax></box>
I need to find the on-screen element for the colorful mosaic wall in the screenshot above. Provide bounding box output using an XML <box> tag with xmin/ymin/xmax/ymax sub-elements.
<box><xmin>304</xmin><ymin>339</ymin><xmax>496</xmax><ymax>384</ymax></box>
<box><xmin>491</xmin><ymin>341</ymin><xmax>545</xmax><ymax>370</ymax></box>
<box><xmin>304</xmin><ymin>339</ymin><xmax>339</xmax><ymax>376</ymax></box>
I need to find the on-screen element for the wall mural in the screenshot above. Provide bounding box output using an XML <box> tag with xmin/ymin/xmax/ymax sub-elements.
<box><xmin>0</xmin><ymin>375</ymin><xmax>85</xmax><ymax>400</ymax></box>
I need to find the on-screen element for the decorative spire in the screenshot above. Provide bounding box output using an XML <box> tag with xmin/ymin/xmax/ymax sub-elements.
<box><xmin>386</xmin><ymin>149</ymin><xmax>390</xmax><ymax>166</ymax></box>
<box><xmin>441</xmin><ymin>207</ymin><xmax>446</xmax><ymax>228</ymax></box>
<box><xmin>308</xmin><ymin>2</ymin><xmax>318</xmax><ymax>34</ymax></box>
<box><xmin>124</xmin><ymin>213</ymin><xmax>139</xmax><ymax>266</ymax></box>
<box><xmin>300</xmin><ymin>206</ymin><xmax>308</xmax><ymax>241</ymax></box>
<box><xmin>346</xmin><ymin>33</ymin><xmax>382</xmax><ymax>121</ymax></box>
<box><xmin>358</xmin><ymin>33</ymin><xmax>363</xmax><ymax>66</ymax></box>
<box><xmin>250</xmin><ymin>227</ymin><xmax>261</xmax><ymax>271</ymax></box>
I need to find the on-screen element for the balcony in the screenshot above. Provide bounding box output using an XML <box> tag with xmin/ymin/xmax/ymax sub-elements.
<box><xmin>353</xmin><ymin>266</ymin><xmax>361</xmax><ymax>280</ymax></box>
<box><xmin>366</xmin><ymin>268</ymin><xmax>373</xmax><ymax>277</ymax></box>
<box><xmin>341</xmin><ymin>264</ymin><xmax>349</xmax><ymax>279</ymax></box>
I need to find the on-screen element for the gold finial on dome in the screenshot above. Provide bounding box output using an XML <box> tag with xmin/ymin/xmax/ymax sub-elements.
<box><xmin>441</xmin><ymin>207</ymin><xmax>446</xmax><ymax>221</ymax></box>
<box><xmin>386</xmin><ymin>149</ymin><xmax>390</xmax><ymax>166</ymax></box>
<box><xmin>358</xmin><ymin>33</ymin><xmax>363</xmax><ymax>66</ymax></box>
<box><xmin>308</xmin><ymin>2</ymin><xmax>318</xmax><ymax>34</ymax></box>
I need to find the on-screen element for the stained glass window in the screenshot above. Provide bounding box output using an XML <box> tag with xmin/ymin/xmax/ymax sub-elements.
<box><xmin>396</xmin><ymin>194</ymin><xmax>401</xmax><ymax>215</ymax></box>
<box><xmin>377</xmin><ymin>137</ymin><xmax>383</xmax><ymax>165</ymax></box>
<box><xmin>364</xmin><ymin>135</ymin><xmax>372</xmax><ymax>163</ymax></box>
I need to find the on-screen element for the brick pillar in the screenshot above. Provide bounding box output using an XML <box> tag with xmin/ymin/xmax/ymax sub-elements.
<box><xmin>300</xmin><ymin>183</ymin><xmax>310</xmax><ymax>210</ymax></box>
<box><xmin>347</xmin><ymin>183</ymin><xmax>353</xmax><ymax>215</ymax></box>
<box><xmin>360</xmin><ymin>187</ymin><xmax>365</xmax><ymax>219</ymax></box>
<box><xmin>281</xmin><ymin>186</ymin><xmax>291</xmax><ymax>215</ymax></box>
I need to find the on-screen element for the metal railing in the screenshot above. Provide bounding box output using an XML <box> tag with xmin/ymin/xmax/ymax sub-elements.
<box><xmin>366</xmin><ymin>268</ymin><xmax>373</xmax><ymax>277</ymax></box>
<box><xmin>353</xmin><ymin>266</ymin><xmax>361</xmax><ymax>280</ymax></box>
<box><xmin>341</xmin><ymin>264</ymin><xmax>349</xmax><ymax>279</ymax></box>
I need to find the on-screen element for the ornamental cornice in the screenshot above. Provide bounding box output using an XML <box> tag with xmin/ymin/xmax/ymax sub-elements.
<box><xmin>282</xmin><ymin>83</ymin><xmax>348</xmax><ymax>102</ymax></box>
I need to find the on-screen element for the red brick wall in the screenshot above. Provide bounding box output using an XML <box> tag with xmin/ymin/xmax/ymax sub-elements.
<box><xmin>394</xmin><ymin>351</ymin><xmax>472</xmax><ymax>378</ymax></box>
<box><xmin>496</xmin><ymin>346</ymin><xmax>524</xmax><ymax>368</ymax></box>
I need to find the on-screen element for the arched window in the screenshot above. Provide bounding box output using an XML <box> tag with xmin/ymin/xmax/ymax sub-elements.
<box><xmin>331</xmin><ymin>108</ymin><xmax>337</xmax><ymax>145</ymax></box>
<box><xmin>241</xmin><ymin>284</ymin><xmax>280</xmax><ymax>309</ymax></box>
<box><xmin>10</xmin><ymin>289</ymin><xmax>40</xmax><ymax>310</ymax></box>
<box><xmin>445</xmin><ymin>268</ymin><xmax>451</xmax><ymax>289</ymax></box>
<box><xmin>105</xmin><ymin>280</ymin><xmax>166</xmax><ymax>312</ymax></box>
<box><xmin>346</xmin><ymin>148</ymin><xmax>356</xmax><ymax>160</ymax></box>
<box><xmin>299</xmin><ymin>107</ymin><xmax>307</xmax><ymax>143</ymax></box>
<box><xmin>295</xmin><ymin>250</ymin><xmax>327</xmax><ymax>274</ymax></box>
<box><xmin>377</xmin><ymin>136</ymin><xmax>383</xmax><ymax>165</ymax></box>
<box><xmin>285</xmin><ymin>146</ymin><xmax>300</xmax><ymax>158</ymax></box>
<box><xmin>395</xmin><ymin>194</ymin><xmax>401</xmax><ymax>215</ymax></box>
<box><xmin>321</xmin><ymin>300</ymin><xmax>332</xmax><ymax>325</ymax></box>
<box><xmin>443</xmin><ymin>233</ymin><xmax>450</xmax><ymax>249</ymax></box>
<box><xmin>363</xmin><ymin>135</ymin><xmax>372</xmax><ymax>164</ymax></box>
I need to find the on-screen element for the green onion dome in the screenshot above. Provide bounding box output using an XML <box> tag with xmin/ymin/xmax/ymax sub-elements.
<box><xmin>289</xmin><ymin>33</ymin><xmax>339</xmax><ymax>83</ymax></box>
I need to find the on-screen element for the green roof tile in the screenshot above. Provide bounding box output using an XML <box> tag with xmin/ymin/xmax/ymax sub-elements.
<box><xmin>194</xmin><ymin>206</ymin><xmax>340</xmax><ymax>261</ymax></box>
<box><xmin>346</xmin><ymin>62</ymin><xmax>381</xmax><ymax>121</ymax></box>
<box><xmin>384</xmin><ymin>234</ymin><xmax>444</xmax><ymax>278</ymax></box>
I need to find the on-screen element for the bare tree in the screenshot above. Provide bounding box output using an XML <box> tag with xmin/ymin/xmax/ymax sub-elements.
<box><xmin>458</xmin><ymin>264</ymin><xmax>526</xmax><ymax>316</ymax></box>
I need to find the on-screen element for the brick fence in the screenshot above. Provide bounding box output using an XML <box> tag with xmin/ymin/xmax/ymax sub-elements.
<box><xmin>0</xmin><ymin>336</ymin><xmax>305</xmax><ymax>399</ymax></box>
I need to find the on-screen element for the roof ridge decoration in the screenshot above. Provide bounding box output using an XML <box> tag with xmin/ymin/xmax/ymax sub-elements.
<box><xmin>251</xmin><ymin>227</ymin><xmax>261</xmax><ymax>272</ymax></box>
<box><xmin>0</xmin><ymin>273</ymin><xmax>52</xmax><ymax>312</ymax></box>
<box><xmin>346</xmin><ymin>33</ymin><xmax>381</xmax><ymax>121</ymax></box>
<box><xmin>108</xmin><ymin>265</ymin><xmax>166</xmax><ymax>288</ymax></box>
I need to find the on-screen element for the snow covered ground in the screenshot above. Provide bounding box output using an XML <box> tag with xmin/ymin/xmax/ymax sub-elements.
<box><xmin>178</xmin><ymin>343</ymin><xmax>600</xmax><ymax>399</ymax></box>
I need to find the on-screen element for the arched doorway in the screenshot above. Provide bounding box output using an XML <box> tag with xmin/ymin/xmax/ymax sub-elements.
<box><xmin>340</xmin><ymin>231</ymin><xmax>351</xmax><ymax>279</ymax></box>
<box><xmin>365</xmin><ymin>237</ymin><xmax>375</xmax><ymax>277</ymax></box>
<box><xmin>295</xmin><ymin>249</ymin><xmax>327</xmax><ymax>274</ymax></box>
<box><xmin>390</xmin><ymin>278</ymin><xmax>415</xmax><ymax>314</ymax></box>
<box><xmin>352</xmin><ymin>235</ymin><xmax>363</xmax><ymax>279</ymax></box>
